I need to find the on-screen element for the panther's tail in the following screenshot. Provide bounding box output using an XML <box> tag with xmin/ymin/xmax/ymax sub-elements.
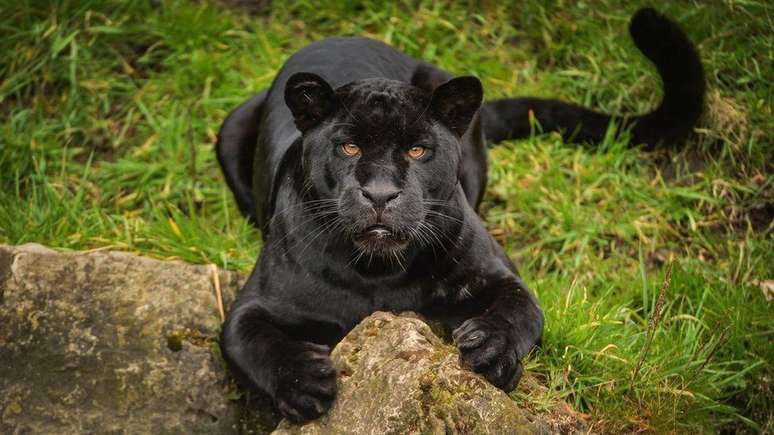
<box><xmin>480</xmin><ymin>8</ymin><xmax>705</xmax><ymax>150</ymax></box>
<box><xmin>216</xmin><ymin>91</ymin><xmax>267</xmax><ymax>225</ymax></box>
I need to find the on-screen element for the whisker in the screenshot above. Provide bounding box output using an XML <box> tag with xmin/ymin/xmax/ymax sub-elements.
<box><xmin>347</xmin><ymin>244</ymin><xmax>368</xmax><ymax>268</ymax></box>
<box><xmin>424</xmin><ymin>210</ymin><xmax>464</xmax><ymax>224</ymax></box>
<box><xmin>268</xmin><ymin>208</ymin><xmax>336</xmax><ymax>250</ymax></box>
<box><xmin>294</xmin><ymin>216</ymin><xmax>345</xmax><ymax>258</ymax></box>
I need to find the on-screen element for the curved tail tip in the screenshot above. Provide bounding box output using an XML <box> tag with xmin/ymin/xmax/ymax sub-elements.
<box><xmin>629</xmin><ymin>7</ymin><xmax>682</xmax><ymax>61</ymax></box>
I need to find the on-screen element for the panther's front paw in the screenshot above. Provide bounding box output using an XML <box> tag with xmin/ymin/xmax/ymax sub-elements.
<box><xmin>452</xmin><ymin>316</ymin><xmax>523</xmax><ymax>392</ymax></box>
<box><xmin>274</xmin><ymin>342</ymin><xmax>337</xmax><ymax>422</ymax></box>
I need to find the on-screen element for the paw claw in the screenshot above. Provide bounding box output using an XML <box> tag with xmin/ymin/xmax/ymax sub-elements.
<box><xmin>456</xmin><ymin>330</ymin><xmax>487</xmax><ymax>350</ymax></box>
<box><xmin>454</xmin><ymin>316</ymin><xmax>525</xmax><ymax>392</ymax></box>
<box><xmin>277</xmin><ymin>399</ymin><xmax>305</xmax><ymax>423</ymax></box>
<box><xmin>274</xmin><ymin>342</ymin><xmax>337</xmax><ymax>422</ymax></box>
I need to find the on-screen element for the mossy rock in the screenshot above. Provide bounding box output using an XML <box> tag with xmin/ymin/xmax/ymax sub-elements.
<box><xmin>273</xmin><ymin>312</ymin><xmax>551</xmax><ymax>435</ymax></box>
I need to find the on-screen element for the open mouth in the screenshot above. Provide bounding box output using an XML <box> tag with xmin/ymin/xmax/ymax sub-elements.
<box><xmin>363</xmin><ymin>224</ymin><xmax>392</xmax><ymax>239</ymax></box>
<box><xmin>354</xmin><ymin>224</ymin><xmax>408</xmax><ymax>252</ymax></box>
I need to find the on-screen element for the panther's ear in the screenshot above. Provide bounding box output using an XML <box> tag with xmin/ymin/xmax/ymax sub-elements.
<box><xmin>284</xmin><ymin>72</ymin><xmax>337</xmax><ymax>133</ymax></box>
<box><xmin>429</xmin><ymin>76</ymin><xmax>483</xmax><ymax>136</ymax></box>
<box><xmin>411</xmin><ymin>63</ymin><xmax>453</xmax><ymax>94</ymax></box>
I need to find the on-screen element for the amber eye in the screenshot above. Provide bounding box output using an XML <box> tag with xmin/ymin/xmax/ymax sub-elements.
<box><xmin>407</xmin><ymin>146</ymin><xmax>426</xmax><ymax>159</ymax></box>
<box><xmin>341</xmin><ymin>143</ymin><xmax>361</xmax><ymax>157</ymax></box>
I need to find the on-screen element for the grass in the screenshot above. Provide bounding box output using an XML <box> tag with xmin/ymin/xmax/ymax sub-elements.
<box><xmin>1</xmin><ymin>0</ymin><xmax>772</xmax><ymax>432</ymax></box>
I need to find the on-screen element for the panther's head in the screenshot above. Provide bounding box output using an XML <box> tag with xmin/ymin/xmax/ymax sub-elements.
<box><xmin>284</xmin><ymin>72</ymin><xmax>482</xmax><ymax>258</ymax></box>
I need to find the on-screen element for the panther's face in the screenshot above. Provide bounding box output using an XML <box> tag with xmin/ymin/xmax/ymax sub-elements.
<box><xmin>284</xmin><ymin>73</ymin><xmax>482</xmax><ymax>257</ymax></box>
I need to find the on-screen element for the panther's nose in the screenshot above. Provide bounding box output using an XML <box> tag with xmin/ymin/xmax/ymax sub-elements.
<box><xmin>360</xmin><ymin>186</ymin><xmax>401</xmax><ymax>210</ymax></box>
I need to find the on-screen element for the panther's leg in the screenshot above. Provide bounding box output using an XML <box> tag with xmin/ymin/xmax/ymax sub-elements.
<box><xmin>451</xmin><ymin>275</ymin><xmax>544</xmax><ymax>391</ymax></box>
<box><xmin>219</xmin><ymin>297</ymin><xmax>337</xmax><ymax>422</ymax></box>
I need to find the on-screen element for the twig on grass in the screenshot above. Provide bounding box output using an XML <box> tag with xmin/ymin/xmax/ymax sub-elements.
<box><xmin>631</xmin><ymin>261</ymin><xmax>673</xmax><ymax>384</ymax></box>
<box><xmin>210</xmin><ymin>264</ymin><xmax>225</xmax><ymax>323</ymax></box>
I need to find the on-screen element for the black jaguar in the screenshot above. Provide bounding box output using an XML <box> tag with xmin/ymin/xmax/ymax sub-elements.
<box><xmin>215</xmin><ymin>8</ymin><xmax>704</xmax><ymax>422</ymax></box>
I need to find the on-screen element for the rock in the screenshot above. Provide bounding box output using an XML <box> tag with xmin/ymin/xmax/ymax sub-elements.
<box><xmin>272</xmin><ymin>312</ymin><xmax>550</xmax><ymax>435</ymax></box>
<box><xmin>1</xmin><ymin>244</ymin><xmax>583</xmax><ymax>434</ymax></box>
<box><xmin>0</xmin><ymin>244</ymin><xmax>277</xmax><ymax>434</ymax></box>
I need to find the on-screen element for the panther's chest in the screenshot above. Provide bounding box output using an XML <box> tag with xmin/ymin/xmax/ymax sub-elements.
<box><xmin>320</xmin><ymin>271</ymin><xmax>467</xmax><ymax>325</ymax></box>
<box><xmin>278</xmin><ymin>269</ymin><xmax>431</xmax><ymax>320</ymax></box>
<box><xmin>258</xmin><ymin>244</ymin><xmax>469</xmax><ymax>341</ymax></box>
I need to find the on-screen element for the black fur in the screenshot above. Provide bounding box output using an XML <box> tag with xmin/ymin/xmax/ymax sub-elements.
<box><xmin>214</xmin><ymin>8</ymin><xmax>703</xmax><ymax>422</ymax></box>
<box><xmin>216</xmin><ymin>91</ymin><xmax>265</xmax><ymax>224</ymax></box>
